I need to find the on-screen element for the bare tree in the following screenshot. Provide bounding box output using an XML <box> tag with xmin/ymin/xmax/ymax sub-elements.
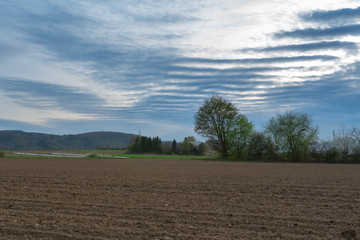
<box><xmin>332</xmin><ymin>127</ymin><xmax>354</xmax><ymax>159</ymax></box>
<box><xmin>350</xmin><ymin>127</ymin><xmax>360</xmax><ymax>145</ymax></box>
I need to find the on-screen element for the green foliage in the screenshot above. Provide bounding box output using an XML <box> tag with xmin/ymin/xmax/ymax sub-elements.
<box><xmin>87</xmin><ymin>152</ymin><xmax>98</xmax><ymax>158</ymax></box>
<box><xmin>229</xmin><ymin>114</ymin><xmax>254</xmax><ymax>160</ymax></box>
<box><xmin>247</xmin><ymin>132</ymin><xmax>278</xmax><ymax>161</ymax></box>
<box><xmin>325</xmin><ymin>146</ymin><xmax>342</xmax><ymax>163</ymax></box>
<box><xmin>179</xmin><ymin>136</ymin><xmax>195</xmax><ymax>155</ymax></box>
<box><xmin>265</xmin><ymin>111</ymin><xmax>319</xmax><ymax>162</ymax></box>
<box><xmin>352</xmin><ymin>146</ymin><xmax>360</xmax><ymax>162</ymax></box>
<box><xmin>174</xmin><ymin>136</ymin><xmax>208</xmax><ymax>156</ymax></box>
<box><xmin>194</xmin><ymin>95</ymin><xmax>239</xmax><ymax>159</ymax></box>
<box><xmin>171</xmin><ymin>139</ymin><xmax>177</xmax><ymax>153</ymax></box>
<box><xmin>197</xmin><ymin>142</ymin><xmax>209</xmax><ymax>155</ymax></box>
<box><xmin>0</xmin><ymin>151</ymin><xmax>4</xmax><ymax>157</ymax></box>
<box><xmin>194</xmin><ymin>97</ymin><xmax>358</xmax><ymax>163</ymax></box>
<box><xmin>127</xmin><ymin>136</ymin><xmax>162</xmax><ymax>154</ymax></box>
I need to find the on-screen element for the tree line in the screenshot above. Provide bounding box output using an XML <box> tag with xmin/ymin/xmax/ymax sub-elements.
<box><xmin>127</xmin><ymin>135</ymin><xmax>209</xmax><ymax>155</ymax></box>
<box><xmin>194</xmin><ymin>95</ymin><xmax>360</xmax><ymax>163</ymax></box>
<box><xmin>123</xmin><ymin>95</ymin><xmax>360</xmax><ymax>163</ymax></box>
<box><xmin>162</xmin><ymin>137</ymin><xmax>209</xmax><ymax>155</ymax></box>
<box><xmin>127</xmin><ymin>136</ymin><xmax>162</xmax><ymax>154</ymax></box>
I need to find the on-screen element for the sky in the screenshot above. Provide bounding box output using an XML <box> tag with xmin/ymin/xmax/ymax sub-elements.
<box><xmin>0</xmin><ymin>0</ymin><xmax>360</xmax><ymax>141</ymax></box>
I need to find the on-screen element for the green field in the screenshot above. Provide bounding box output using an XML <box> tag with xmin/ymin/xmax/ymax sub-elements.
<box><xmin>0</xmin><ymin>150</ymin><xmax>218</xmax><ymax>161</ymax></box>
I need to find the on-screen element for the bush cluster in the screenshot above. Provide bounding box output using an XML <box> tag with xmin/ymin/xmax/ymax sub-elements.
<box><xmin>309</xmin><ymin>127</ymin><xmax>360</xmax><ymax>163</ymax></box>
<box><xmin>162</xmin><ymin>137</ymin><xmax>208</xmax><ymax>156</ymax></box>
<box><xmin>225</xmin><ymin>128</ymin><xmax>360</xmax><ymax>163</ymax></box>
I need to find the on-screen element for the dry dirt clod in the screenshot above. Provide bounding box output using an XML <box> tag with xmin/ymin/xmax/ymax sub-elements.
<box><xmin>163</xmin><ymin>237</ymin><xmax>174</xmax><ymax>240</ymax></box>
<box><xmin>341</xmin><ymin>229</ymin><xmax>357</xmax><ymax>240</ymax></box>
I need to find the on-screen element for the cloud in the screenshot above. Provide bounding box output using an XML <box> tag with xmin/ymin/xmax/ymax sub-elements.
<box><xmin>1</xmin><ymin>0</ymin><xmax>360</xmax><ymax>140</ymax></box>
<box><xmin>242</xmin><ymin>41</ymin><xmax>358</xmax><ymax>53</ymax></box>
<box><xmin>300</xmin><ymin>6</ymin><xmax>360</xmax><ymax>24</ymax></box>
<box><xmin>174</xmin><ymin>55</ymin><xmax>339</xmax><ymax>64</ymax></box>
<box><xmin>275</xmin><ymin>24</ymin><xmax>360</xmax><ymax>39</ymax></box>
<box><xmin>0</xmin><ymin>77</ymin><xmax>103</xmax><ymax>113</ymax></box>
<box><xmin>133</xmin><ymin>13</ymin><xmax>200</xmax><ymax>25</ymax></box>
<box><xmin>262</xmin><ymin>60</ymin><xmax>360</xmax><ymax>105</ymax></box>
<box><xmin>0</xmin><ymin>91</ymin><xmax>100</xmax><ymax>127</ymax></box>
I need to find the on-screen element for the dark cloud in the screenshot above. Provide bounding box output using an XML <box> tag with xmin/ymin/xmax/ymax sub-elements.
<box><xmin>242</xmin><ymin>41</ymin><xmax>358</xmax><ymax>53</ymax></box>
<box><xmin>301</xmin><ymin>6</ymin><xmax>360</xmax><ymax>23</ymax></box>
<box><xmin>259</xmin><ymin>61</ymin><xmax>360</xmax><ymax>109</ymax></box>
<box><xmin>166</xmin><ymin>65</ymin><xmax>287</xmax><ymax>73</ymax></box>
<box><xmin>275</xmin><ymin>24</ymin><xmax>360</xmax><ymax>39</ymax></box>
<box><xmin>0</xmin><ymin>77</ymin><xmax>103</xmax><ymax>112</ymax></box>
<box><xmin>174</xmin><ymin>55</ymin><xmax>339</xmax><ymax>64</ymax></box>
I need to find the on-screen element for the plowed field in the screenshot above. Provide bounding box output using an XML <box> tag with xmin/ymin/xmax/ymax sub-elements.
<box><xmin>1</xmin><ymin>157</ymin><xmax>359</xmax><ymax>239</ymax></box>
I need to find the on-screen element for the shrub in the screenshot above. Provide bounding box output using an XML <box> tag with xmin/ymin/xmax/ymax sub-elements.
<box><xmin>325</xmin><ymin>146</ymin><xmax>341</xmax><ymax>163</ymax></box>
<box><xmin>0</xmin><ymin>151</ymin><xmax>5</xmax><ymax>157</ymax></box>
<box><xmin>87</xmin><ymin>152</ymin><xmax>98</xmax><ymax>158</ymax></box>
<box><xmin>247</xmin><ymin>132</ymin><xmax>277</xmax><ymax>162</ymax></box>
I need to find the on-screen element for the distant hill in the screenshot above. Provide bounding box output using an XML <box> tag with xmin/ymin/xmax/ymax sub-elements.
<box><xmin>0</xmin><ymin>130</ymin><xmax>138</xmax><ymax>150</ymax></box>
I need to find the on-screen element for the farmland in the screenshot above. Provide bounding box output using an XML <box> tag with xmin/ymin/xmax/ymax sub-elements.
<box><xmin>1</xmin><ymin>157</ymin><xmax>359</xmax><ymax>239</ymax></box>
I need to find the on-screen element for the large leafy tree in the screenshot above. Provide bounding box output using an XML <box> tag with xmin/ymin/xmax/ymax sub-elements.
<box><xmin>265</xmin><ymin>111</ymin><xmax>318</xmax><ymax>161</ymax></box>
<box><xmin>229</xmin><ymin>114</ymin><xmax>254</xmax><ymax>160</ymax></box>
<box><xmin>194</xmin><ymin>96</ymin><xmax>238</xmax><ymax>159</ymax></box>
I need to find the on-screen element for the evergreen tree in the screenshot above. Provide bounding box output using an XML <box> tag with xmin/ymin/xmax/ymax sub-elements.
<box><xmin>171</xmin><ymin>139</ymin><xmax>177</xmax><ymax>153</ymax></box>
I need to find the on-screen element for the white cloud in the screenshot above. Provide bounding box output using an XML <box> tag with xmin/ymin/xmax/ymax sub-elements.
<box><xmin>178</xmin><ymin>0</ymin><xmax>359</xmax><ymax>57</ymax></box>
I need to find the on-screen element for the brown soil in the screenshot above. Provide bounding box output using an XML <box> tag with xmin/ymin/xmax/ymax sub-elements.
<box><xmin>1</xmin><ymin>158</ymin><xmax>359</xmax><ymax>239</ymax></box>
